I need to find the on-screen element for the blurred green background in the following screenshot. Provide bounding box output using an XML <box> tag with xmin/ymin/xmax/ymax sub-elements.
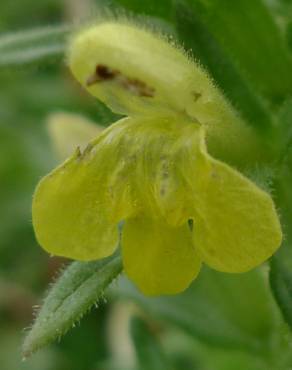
<box><xmin>1</xmin><ymin>0</ymin><xmax>292</xmax><ymax>369</ymax></box>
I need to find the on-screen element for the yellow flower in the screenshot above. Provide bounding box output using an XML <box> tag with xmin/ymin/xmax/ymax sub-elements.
<box><xmin>32</xmin><ymin>22</ymin><xmax>282</xmax><ymax>295</ymax></box>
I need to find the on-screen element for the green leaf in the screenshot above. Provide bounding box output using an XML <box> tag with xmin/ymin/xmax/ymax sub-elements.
<box><xmin>270</xmin><ymin>255</ymin><xmax>292</xmax><ymax>328</ymax></box>
<box><xmin>270</xmin><ymin>140</ymin><xmax>292</xmax><ymax>329</ymax></box>
<box><xmin>130</xmin><ymin>317</ymin><xmax>172</xmax><ymax>370</ymax></box>
<box><xmin>287</xmin><ymin>22</ymin><xmax>292</xmax><ymax>51</ymax></box>
<box><xmin>22</xmin><ymin>253</ymin><xmax>123</xmax><ymax>358</ymax></box>
<box><xmin>182</xmin><ymin>0</ymin><xmax>292</xmax><ymax>104</ymax></box>
<box><xmin>0</xmin><ymin>25</ymin><xmax>69</xmax><ymax>66</ymax></box>
<box><xmin>116</xmin><ymin>267</ymin><xmax>279</xmax><ymax>352</ymax></box>
<box><xmin>264</xmin><ymin>0</ymin><xmax>292</xmax><ymax>40</ymax></box>
<box><xmin>173</xmin><ymin>0</ymin><xmax>274</xmax><ymax>133</ymax></box>
<box><xmin>276</xmin><ymin>98</ymin><xmax>292</xmax><ymax>152</ymax></box>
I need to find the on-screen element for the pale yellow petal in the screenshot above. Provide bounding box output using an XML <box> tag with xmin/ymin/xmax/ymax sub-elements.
<box><xmin>122</xmin><ymin>216</ymin><xmax>201</xmax><ymax>295</ymax></box>
<box><xmin>193</xmin><ymin>158</ymin><xmax>282</xmax><ymax>273</ymax></box>
<box><xmin>152</xmin><ymin>121</ymin><xmax>210</xmax><ymax>226</ymax></box>
<box><xmin>32</xmin><ymin>148</ymin><xmax>119</xmax><ymax>261</ymax></box>
<box><xmin>32</xmin><ymin>118</ymin><xmax>136</xmax><ymax>261</ymax></box>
